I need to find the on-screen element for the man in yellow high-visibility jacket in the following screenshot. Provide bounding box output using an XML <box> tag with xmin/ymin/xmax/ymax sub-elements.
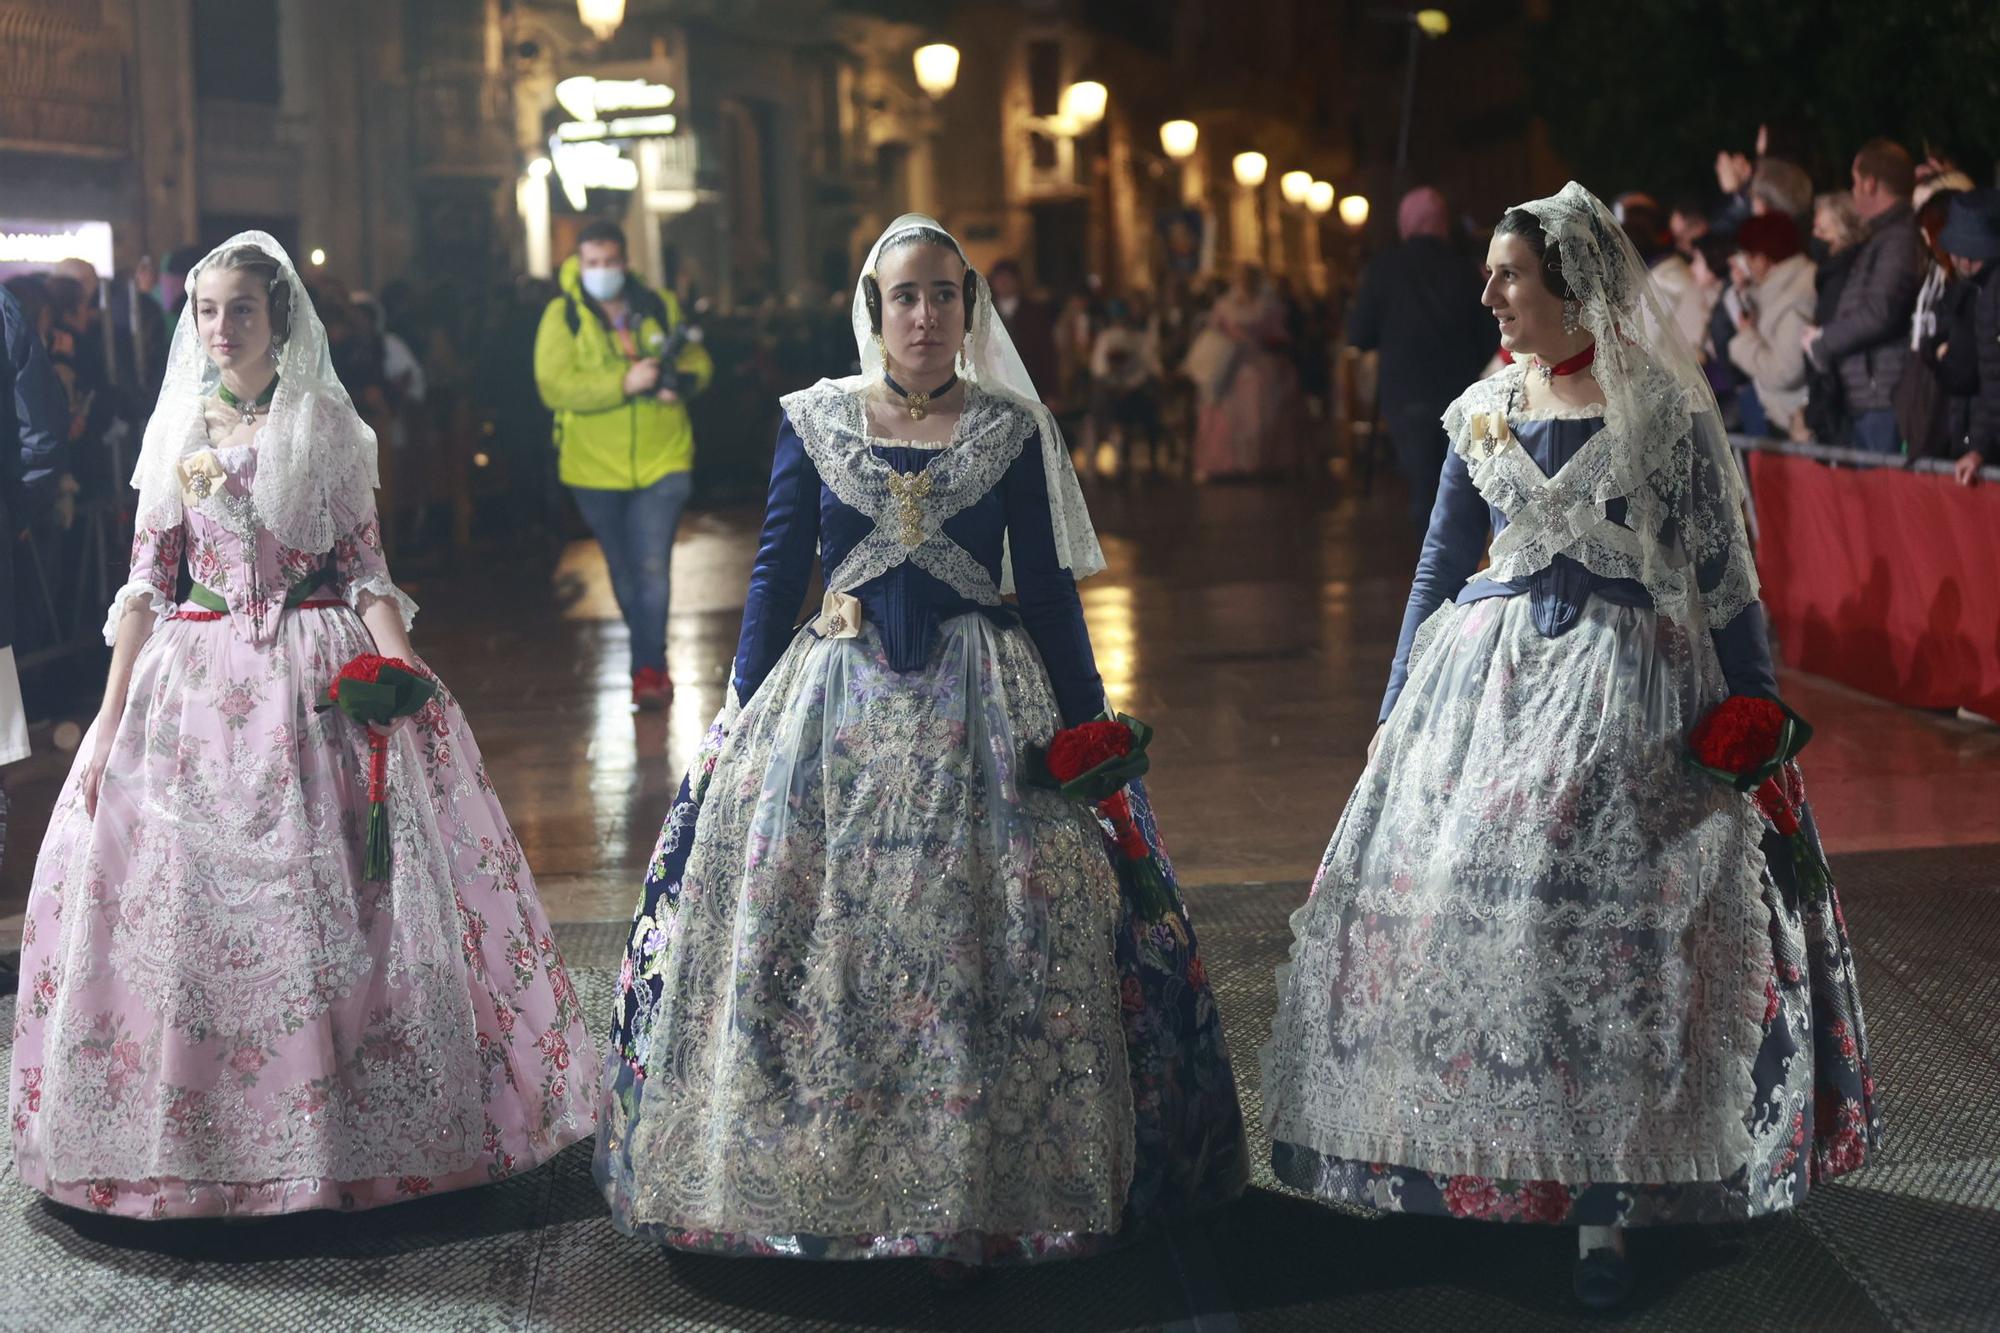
<box><xmin>534</xmin><ymin>220</ymin><xmax>713</xmax><ymax>708</ymax></box>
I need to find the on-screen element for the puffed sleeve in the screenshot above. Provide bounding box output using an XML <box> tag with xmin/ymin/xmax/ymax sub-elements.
<box><xmin>1002</xmin><ymin>432</ymin><xmax>1106</xmax><ymax>727</ymax></box>
<box><xmin>102</xmin><ymin>524</ymin><xmax>184</xmax><ymax>643</ymax></box>
<box><xmin>331</xmin><ymin>476</ymin><xmax>418</xmax><ymax>630</ymax></box>
<box><xmin>730</xmin><ymin>413</ymin><xmax>823</xmax><ymax>702</ymax></box>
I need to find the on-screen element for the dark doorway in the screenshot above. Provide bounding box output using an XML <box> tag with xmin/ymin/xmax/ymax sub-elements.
<box><xmin>1031</xmin><ymin>199</ymin><xmax>1089</xmax><ymax>297</ymax></box>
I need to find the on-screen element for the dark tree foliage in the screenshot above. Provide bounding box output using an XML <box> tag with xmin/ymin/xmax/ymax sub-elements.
<box><xmin>1526</xmin><ymin>0</ymin><xmax>2000</xmax><ymax>198</ymax></box>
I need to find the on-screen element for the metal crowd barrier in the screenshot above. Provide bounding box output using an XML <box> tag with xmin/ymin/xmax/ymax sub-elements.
<box><xmin>1726</xmin><ymin>433</ymin><xmax>2000</xmax><ymax>483</ymax></box>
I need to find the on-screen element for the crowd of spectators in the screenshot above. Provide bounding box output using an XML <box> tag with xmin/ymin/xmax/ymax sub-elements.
<box><xmin>1625</xmin><ymin>128</ymin><xmax>1994</xmax><ymax>486</ymax></box>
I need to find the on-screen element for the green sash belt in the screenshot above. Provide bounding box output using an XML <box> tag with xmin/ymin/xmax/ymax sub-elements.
<box><xmin>187</xmin><ymin>565</ymin><xmax>335</xmax><ymax>613</ymax></box>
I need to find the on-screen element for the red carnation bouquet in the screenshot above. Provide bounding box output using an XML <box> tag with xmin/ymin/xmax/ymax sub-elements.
<box><xmin>1686</xmin><ymin>695</ymin><xmax>1829</xmax><ymax>902</ymax></box>
<box><xmin>1026</xmin><ymin>712</ymin><xmax>1173</xmax><ymax>921</ymax></box>
<box><xmin>320</xmin><ymin>654</ymin><xmax>436</xmax><ymax>881</ymax></box>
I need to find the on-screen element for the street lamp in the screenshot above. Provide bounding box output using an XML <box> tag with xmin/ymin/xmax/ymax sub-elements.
<box><xmin>1280</xmin><ymin>171</ymin><xmax>1314</xmax><ymax>207</ymax></box>
<box><xmin>1374</xmin><ymin>5</ymin><xmax>1450</xmax><ymax>195</ymax></box>
<box><xmin>1339</xmin><ymin>194</ymin><xmax>1371</xmax><ymax>229</ymax></box>
<box><xmin>576</xmin><ymin>0</ymin><xmax>625</xmax><ymax>41</ymax></box>
<box><xmin>1159</xmin><ymin>119</ymin><xmax>1199</xmax><ymax>160</ymax></box>
<box><xmin>913</xmin><ymin>44</ymin><xmax>960</xmax><ymax>100</ymax></box>
<box><xmin>1059</xmin><ymin>81</ymin><xmax>1108</xmax><ymax>133</ymax></box>
<box><xmin>1307</xmin><ymin>180</ymin><xmax>1336</xmax><ymax>215</ymax></box>
<box><xmin>1232</xmin><ymin>152</ymin><xmax>1268</xmax><ymax>189</ymax></box>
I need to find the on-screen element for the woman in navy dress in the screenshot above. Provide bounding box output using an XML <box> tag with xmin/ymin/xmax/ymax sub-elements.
<box><xmin>595</xmin><ymin>216</ymin><xmax>1247</xmax><ymax>1266</ymax></box>
<box><xmin>1261</xmin><ymin>184</ymin><xmax>1879</xmax><ymax>1307</ymax></box>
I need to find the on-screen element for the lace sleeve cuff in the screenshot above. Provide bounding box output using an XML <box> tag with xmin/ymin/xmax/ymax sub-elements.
<box><xmin>102</xmin><ymin>581</ymin><xmax>175</xmax><ymax>645</ymax></box>
<box><xmin>346</xmin><ymin>575</ymin><xmax>419</xmax><ymax>630</ymax></box>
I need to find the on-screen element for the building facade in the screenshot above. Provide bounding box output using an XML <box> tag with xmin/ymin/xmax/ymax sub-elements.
<box><xmin>1</xmin><ymin>0</ymin><xmax>1556</xmax><ymax>306</ymax></box>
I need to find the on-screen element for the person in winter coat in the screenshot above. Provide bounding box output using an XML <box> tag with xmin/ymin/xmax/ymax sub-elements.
<box><xmin>1346</xmin><ymin>187</ymin><xmax>1496</xmax><ymax>526</ymax></box>
<box><xmin>1796</xmin><ymin>193</ymin><xmax>1865</xmax><ymax>443</ymax></box>
<box><xmin>1936</xmin><ymin>190</ymin><xmax>2000</xmax><ymax>486</ymax></box>
<box><xmin>1804</xmin><ymin>139</ymin><xmax>1921</xmax><ymax>454</ymax></box>
<box><xmin>1726</xmin><ymin>214</ymin><xmax>1817</xmax><ymax>436</ymax></box>
<box><xmin>0</xmin><ymin>287</ymin><xmax>69</xmax><ymax>884</ymax></box>
<box><xmin>534</xmin><ymin>220</ymin><xmax>713</xmax><ymax>708</ymax></box>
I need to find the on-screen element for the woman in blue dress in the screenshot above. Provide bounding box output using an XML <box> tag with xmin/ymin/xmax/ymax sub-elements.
<box><xmin>595</xmin><ymin>215</ymin><xmax>1248</xmax><ymax>1266</ymax></box>
<box><xmin>1261</xmin><ymin>184</ymin><xmax>1879</xmax><ymax>1307</ymax></box>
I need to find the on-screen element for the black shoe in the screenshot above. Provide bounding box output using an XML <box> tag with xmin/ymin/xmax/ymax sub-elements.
<box><xmin>1573</xmin><ymin>1247</ymin><xmax>1635</xmax><ymax>1310</ymax></box>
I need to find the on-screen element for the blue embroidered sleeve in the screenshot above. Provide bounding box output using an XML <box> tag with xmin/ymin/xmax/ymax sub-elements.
<box><xmin>731</xmin><ymin>414</ymin><xmax>822</xmax><ymax>702</ymax></box>
<box><xmin>1381</xmin><ymin>446</ymin><xmax>1490</xmax><ymax>723</ymax></box>
<box><xmin>1003</xmin><ymin>434</ymin><xmax>1105</xmax><ymax>727</ymax></box>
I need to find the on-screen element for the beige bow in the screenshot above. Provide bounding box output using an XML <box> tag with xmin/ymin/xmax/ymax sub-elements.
<box><xmin>178</xmin><ymin>449</ymin><xmax>227</xmax><ymax>505</ymax></box>
<box><xmin>1466</xmin><ymin>410</ymin><xmax>1513</xmax><ymax>461</ymax></box>
<box><xmin>809</xmin><ymin>591</ymin><xmax>863</xmax><ymax>640</ymax></box>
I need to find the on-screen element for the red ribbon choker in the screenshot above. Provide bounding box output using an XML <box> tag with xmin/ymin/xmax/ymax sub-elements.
<box><xmin>1543</xmin><ymin>342</ymin><xmax>1597</xmax><ymax>376</ymax></box>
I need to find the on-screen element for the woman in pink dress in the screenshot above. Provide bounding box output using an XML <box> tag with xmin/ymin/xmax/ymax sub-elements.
<box><xmin>1188</xmin><ymin>266</ymin><xmax>1303</xmax><ymax>481</ymax></box>
<box><xmin>7</xmin><ymin>233</ymin><xmax>595</xmax><ymax>1220</ymax></box>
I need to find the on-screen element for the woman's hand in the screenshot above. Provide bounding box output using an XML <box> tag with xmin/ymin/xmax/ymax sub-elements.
<box><xmin>82</xmin><ymin>715</ymin><xmax>117</xmax><ymax>817</ymax></box>
<box><xmin>1367</xmin><ymin>723</ymin><xmax>1386</xmax><ymax>767</ymax></box>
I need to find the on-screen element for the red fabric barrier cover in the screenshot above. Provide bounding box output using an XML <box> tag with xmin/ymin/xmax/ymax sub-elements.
<box><xmin>1749</xmin><ymin>451</ymin><xmax>2000</xmax><ymax>718</ymax></box>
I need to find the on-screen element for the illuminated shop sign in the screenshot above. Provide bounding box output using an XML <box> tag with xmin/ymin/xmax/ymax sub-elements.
<box><xmin>0</xmin><ymin>219</ymin><xmax>115</xmax><ymax>278</ymax></box>
<box><xmin>545</xmin><ymin>76</ymin><xmax>680</xmax><ymax>209</ymax></box>
<box><xmin>553</xmin><ymin>113</ymin><xmax>677</xmax><ymax>142</ymax></box>
<box><xmin>550</xmin><ymin>140</ymin><xmax>639</xmax><ymax>210</ymax></box>
<box><xmin>555</xmin><ymin>76</ymin><xmax>674</xmax><ymax>117</ymax></box>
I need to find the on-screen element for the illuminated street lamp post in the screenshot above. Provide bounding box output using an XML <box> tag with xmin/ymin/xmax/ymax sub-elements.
<box><xmin>576</xmin><ymin>0</ymin><xmax>625</xmax><ymax>42</ymax></box>
<box><xmin>1056</xmin><ymin>81</ymin><xmax>1112</xmax><ymax>285</ymax></box>
<box><xmin>1374</xmin><ymin>6</ymin><xmax>1450</xmax><ymax>199</ymax></box>
<box><xmin>1232</xmin><ymin>152</ymin><xmax>1269</xmax><ymax>265</ymax></box>
<box><xmin>1059</xmin><ymin>81</ymin><xmax>1108</xmax><ymax>134</ymax></box>
<box><xmin>1159</xmin><ymin>120</ymin><xmax>1198</xmax><ymax>161</ymax></box>
<box><xmin>913</xmin><ymin>44</ymin><xmax>960</xmax><ymax>100</ymax></box>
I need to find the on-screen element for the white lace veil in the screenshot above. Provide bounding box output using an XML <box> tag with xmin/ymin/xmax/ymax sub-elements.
<box><xmin>131</xmin><ymin>231</ymin><xmax>378</xmax><ymax>555</ymax></box>
<box><xmin>820</xmin><ymin>213</ymin><xmax>1104</xmax><ymax>588</ymax></box>
<box><xmin>1477</xmin><ymin>182</ymin><xmax>1759</xmax><ymax>634</ymax></box>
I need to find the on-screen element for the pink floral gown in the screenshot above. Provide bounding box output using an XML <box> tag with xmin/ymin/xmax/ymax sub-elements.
<box><xmin>8</xmin><ymin>441</ymin><xmax>596</xmax><ymax>1219</ymax></box>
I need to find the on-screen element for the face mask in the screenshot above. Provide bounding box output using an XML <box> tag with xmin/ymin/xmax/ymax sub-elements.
<box><xmin>581</xmin><ymin>266</ymin><xmax>627</xmax><ymax>302</ymax></box>
<box><xmin>1806</xmin><ymin>237</ymin><xmax>1832</xmax><ymax>265</ymax></box>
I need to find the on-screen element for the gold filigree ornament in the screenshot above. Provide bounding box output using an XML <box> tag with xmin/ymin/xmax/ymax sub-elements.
<box><xmin>884</xmin><ymin>468</ymin><xmax>935</xmax><ymax>547</ymax></box>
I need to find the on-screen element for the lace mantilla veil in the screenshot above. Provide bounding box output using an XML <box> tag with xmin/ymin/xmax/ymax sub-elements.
<box><xmin>793</xmin><ymin>213</ymin><xmax>1104</xmax><ymax>591</ymax></box>
<box><xmin>131</xmin><ymin>231</ymin><xmax>379</xmax><ymax>556</ymax></box>
<box><xmin>1445</xmin><ymin>182</ymin><xmax>1760</xmax><ymax>638</ymax></box>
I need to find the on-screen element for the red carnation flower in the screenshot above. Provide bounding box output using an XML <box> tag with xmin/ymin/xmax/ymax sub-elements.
<box><xmin>1687</xmin><ymin>694</ymin><xmax>1829</xmax><ymax>902</ymax></box>
<box><xmin>1688</xmin><ymin>696</ymin><xmax>1787</xmax><ymax>775</ymax></box>
<box><xmin>1046</xmin><ymin>721</ymin><xmax>1134</xmax><ymax>783</ymax></box>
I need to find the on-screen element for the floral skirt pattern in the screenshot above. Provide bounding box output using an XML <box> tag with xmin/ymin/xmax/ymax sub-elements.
<box><xmin>596</xmin><ymin>614</ymin><xmax>1247</xmax><ymax>1262</ymax></box>
<box><xmin>1263</xmin><ymin>596</ymin><xmax>1879</xmax><ymax>1226</ymax></box>
<box><xmin>8</xmin><ymin>606</ymin><xmax>597</xmax><ymax>1219</ymax></box>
